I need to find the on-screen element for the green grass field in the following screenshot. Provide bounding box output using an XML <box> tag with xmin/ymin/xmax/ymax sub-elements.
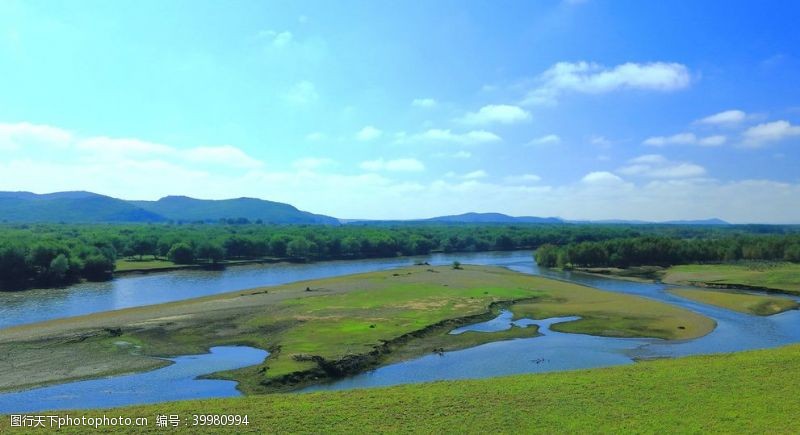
<box><xmin>115</xmin><ymin>258</ymin><xmax>178</xmax><ymax>272</ymax></box>
<box><xmin>3</xmin><ymin>344</ymin><xmax>799</xmax><ymax>433</ymax></box>
<box><xmin>669</xmin><ymin>288</ymin><xmax>798</xmax><ymax>316</ymax></box>
<box><xmin>663</xmin><ymin>263</ymin><xmax>800</xmax><ymax>295</ymax></box>
<box><xmin>0</xmin><ymin>265</ymin><xmax>712</xmax><ymax>394</ymax></box>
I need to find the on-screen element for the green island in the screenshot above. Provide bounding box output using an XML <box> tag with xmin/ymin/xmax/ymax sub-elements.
<box><xmin>2</xmin><ymin>344</ymin><xmax>799</xmax><ymax>433</ymax></box>
<box><xmin>0</xmin><ymin>265</ymin><xmax>712</xmax><ymax>394</ymax></box>
<box><xmin>668</xmin><ymin>287</ymin><xmax>798</xmax><ymax>315</ymax></box>
<box><xmin>662</xmin><ymin>263</ymin><xmax>800</xmax><ymax>295</ymax></box>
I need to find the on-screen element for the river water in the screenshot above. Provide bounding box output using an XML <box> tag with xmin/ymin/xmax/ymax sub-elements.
<box><xmin>0</xmin><ymin>252</ymin><xmax>529</xmax><ymax>329</ymax></box>
<box><xmin>1</xmin><ymin>250</ymin><xmax>798</xmax><ymax>410</ymax></box>
<box><xmin>0</xmin><ymin>346</ymin><xmax>268</xmax><ymax>414</ymax></box>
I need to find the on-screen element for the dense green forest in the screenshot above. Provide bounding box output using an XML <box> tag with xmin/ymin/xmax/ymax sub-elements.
<box><xmin>534</xmin><ymin>235</ymin><xmax>800</xmax><ymax>268</ymax></box>
<box><xmin>1</xmin><ymin>222</ymin><xmax>799</xmax><ymax>290</ymax></box>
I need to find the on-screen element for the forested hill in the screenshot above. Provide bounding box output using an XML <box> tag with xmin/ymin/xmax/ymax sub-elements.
<box><xmin>0</xmin><ymin>191</ymin><xmax>338</xmax><ymax>224</ymax></box>
<box><xmin>131</xmin><ymin>196</ymin><xmax>338</xmax><ymax>225</ymax></box>
<box><xmin>0</xmin><ymin>190</ymin><xmax>733</xmax><ymax>226</ymax></box>
<box><xmin>0</xmin><ymin>191</ymin><xmax>164</xmax><ymax>223</ymax></box>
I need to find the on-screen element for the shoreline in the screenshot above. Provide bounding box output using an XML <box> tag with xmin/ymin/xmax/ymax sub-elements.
<box><xmin>255</xmin><ymin>298</ymin><xmax>542</xmax><ymax>393</ymax></box>
<box><xmin>113</xmin><ymin>257</ymin><xmax>297</xmax><ymax>276</ymax></box>
<box><xmin>0</xmin><ymin>248</ymin><xmax>534</xmax><ymax>293</ymax></box>
<box><xmin>0</xmin><ymin>290</ymin><xmax>544</xmax><ymax>395</ymax></box>
<box><xmin>0</xmin><ymin>265</ymin><xmax>710</xmax><ymax>396</ymax></box>
<box><xmin>570</xmin><ymin>265</ymin><xmax>800</xmax><ymax>297</ymax></box>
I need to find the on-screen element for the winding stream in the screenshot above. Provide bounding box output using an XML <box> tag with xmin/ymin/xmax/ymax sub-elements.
<box><xmin>1</xmin><ymin>251</ymin><xmax>799</xmax><ymax>410</ymax></box>
<box><xmin>303</xmin><ymin>256</ymin><xmax>800</xmax><ymax>392</ymax></box>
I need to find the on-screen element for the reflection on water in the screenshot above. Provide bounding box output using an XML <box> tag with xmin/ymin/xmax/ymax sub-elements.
<box><xmin>0</xmin><ymin>346</ymin><xmax>268</xmax><ymax>414</ymax></box>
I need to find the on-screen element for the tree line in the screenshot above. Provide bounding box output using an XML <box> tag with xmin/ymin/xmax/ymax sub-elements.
<box><xmin>2</xmin><ymin>222</ymin><xmax>798</xmax><ymax>290</ymax></box>
<box><xmin>0</xmin><ymin>223</ymin><xmax>647</xmax><ymax>289</ymax></box>
<box><xmin>534</xmin><ymin>235</ymin><xmax>800</xmax><ymax>268</ymax></box>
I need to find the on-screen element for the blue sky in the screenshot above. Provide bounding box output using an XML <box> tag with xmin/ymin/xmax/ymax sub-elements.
<box><xmin>1</xmin><ymin>0</ymin><xmax>799</xmax><ymax>222</ymax></box>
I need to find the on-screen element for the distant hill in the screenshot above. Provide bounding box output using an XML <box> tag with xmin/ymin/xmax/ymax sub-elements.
<box><xmin>347</xmin><ymin>213</ymin><xmax>730</xmax><ymax>226</ymax></box>
<box><xmin>424</xmin><ymin>212</ymin><xmax>564</xmax><ymax>224</ymax></box>
<box><xmin>0</xmin><ymin>191</ymin><xmax>733</xmax><ymax>226</ymax></box>
<box><xmin>660</xmin><ymin>218</ymin><xmax>730</xmax><ymax>225</ymax></box>
<box><xmin>131</xmin><ymin>196</ymin><xmax>338</xmax><ymax>225</ymax></box>
<box><xmin>0</xmin><ymin>191</ymin><xmax>164</xmax><ymax>223</ymax></box>
<box><xmin>0</xmin><ymin>191</ymin><xmax>338</xmax><ymax>224</ymax></box>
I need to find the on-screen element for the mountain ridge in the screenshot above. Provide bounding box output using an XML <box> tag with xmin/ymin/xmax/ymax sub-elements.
<box><xmin>0</xmin><ymin>191</ymin><xmax>338</xmax><ymax>224</ymax></box>
<box><xmin>0</xmin><ymin>191</ymin><xmax>732</xmax><ymax>226</ymax></box>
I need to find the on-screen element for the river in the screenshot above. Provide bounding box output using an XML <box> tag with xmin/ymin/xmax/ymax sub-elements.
<box><xmin>1</xmin><ymin>250</ymin><xmax>799</xmax><ymax>411</ymax></box>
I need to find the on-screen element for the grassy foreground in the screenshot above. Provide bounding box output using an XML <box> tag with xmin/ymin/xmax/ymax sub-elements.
<box><xmin>0</xmin><ymin>265</ymin><xmax>713</xmax><ymax>394</ymax></box>
<box><xmin>663</xmin><ymin>263</ymin><xmax>800</xmax><ymax>295</ymax></box>
<box><xmin>669</xmin><ymin>288</ymin><xmax>798</xmax><ymax>316</ymax></box>
<box><xmin>2</xmin><ymin>344</ymin><xmax>799</xmax><ymax>433</ymax></box>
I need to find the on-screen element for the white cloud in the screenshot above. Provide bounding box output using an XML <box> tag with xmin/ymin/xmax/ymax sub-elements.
<box><xmin>5</xmin><ymin>121</ymin><xmax>800</xmax><ymax>223</ymax></box>
<box><xmin>292</xmin><ymin>157</ymin><xmax>335</xmax><ymax>171</ymax></box>
<box><xmin>411</xmin><ymin>129</ymin><xmax>501</xmax><ymax>145</ymax></box>
<box><xmin>5</xmin><ymin>158</ymin><xmax>798</xmax><ymax>222</ymax></box>
<box><xmin>0</xmin><ymin>122</ymin><xmax>73</xmax><ymax>150</ymax></box>
<box><xmin>463</xmin><ymin>170</ymin><xmax>488</xmax><ymax>179</ymax></box>
<box><xmin>411</xmin><ymin>98</ymin><xmax>437</xmax><ymax>108</ymax></box>
<box><xmin>581</xmin><ymin>171</ymin><xmax>624</xmax><ymax>184</ymax></box>
<box><xmin>528</xmin><ymin>134</ymin><xmax>561</xmax><ymax>146</ymax></box>
<box><xmin>360</xmin><ymin>158</ymin><xmax>425</xmax><ymax>172</ymax></box>
<box><xmin>459</xmin><ymin>104</ymin><xmax>531</xmax><ymax>125</ymax></box>
<box><xmin>698</xmin><ymin>135</ymin><xmax>727</xmax><ymax>146</ymax></box>
<box><xmin>618</xmin><ymin>154</ymin><xmax>706</xmax><ymax>179</ymax></box>
<box><xmin>696</xmin><ymin>109</ymin><xmax>747</xmax><ymax>125</ymax></box>
<box><xmin>283</xmin><ymin>80</ymin><xmax>318</xmax><ymax>105</ymax></box>
<box><xmin>524</xmin><ymin>61</ymin><xmax>691</xmax><ymax>105</ymax></box>
<box><xmin>258</xmin><ymin>30</ymin><xmax>293</xmax><ymax>47</ymax></box>
<box><xmin>589</xmin><ymin>135</ymin><xmax>612</xmax><ymax>147</ymax></box>
<box><xmin>643</xmin><ymin>133</ymin><xmax>696</xmax><ymax>146</ymax></box>
<box><xmin>742</xmin><ymin>120</ymin><xmax>800</xmax><ymax>147</ymax></box>
<box><xmin>0</xmin><ymin>122</ymin><xmax>263</xmax><ymax>169</ymax></box>
<box><xmin>643</xmin><ymin>132</ymin><xmax>726</xmax><ymax>147</ymax></box>
<box><xmin>355</xmin><ymin>126</ymin><xmax>383</xmax><ymax>141</ymax></box>
<box><xmin>272</xmin><ymin>31</ymin><xmax>293</xmax><ymax>47</ymax></box>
